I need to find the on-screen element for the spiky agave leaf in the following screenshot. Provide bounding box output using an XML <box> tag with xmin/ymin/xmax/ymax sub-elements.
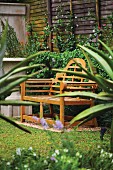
<box><xmin>0</xmin><ymin>100</ymin><xmax>38</xmax><ymax>105</ymax></box>
<box><xmin>0</xmin><ymin>64</ymin><xmax>45</xmax><ymax>88</ymax></box>
<box><xmin>98</xmin><ymin>39</ymin><xmax>113</xmax><ymax>59</ymax></box>
<box><xmin>86</xmin><ymin>43</ymin><xmax>113</xmax><ymax>69</ymax></box>
<box><xmin>78</xmin><ymin>44</ymin><xmax>113</xmax><ymax>80</ymax></box>
<box><xmin>0</xmin><ymin>51</ymin><xmax>47</xmax><ymax>79</ymax></box>
<box><xmin>0</xmin><ymin>114</ymin><xmax>31</xmax><ymax>134</ymax></box>
<box><xmin>0</xmin><ymin>71</ymin><xmax>40</xmax><ymax>96</ymax></box>
<box><xmin>81</xmin><ymin>49</ymin><xmax>96</xmax><ymax>75</ymax></box>
<box><xmin>70</xmin><ymin>103</ymin><xmax>113</xmax><ymax>125</ymax></box>
<box><xmin>56</xmin><ymin>91</ymin><xmax>113</xmax><ymax>101</ymax></box>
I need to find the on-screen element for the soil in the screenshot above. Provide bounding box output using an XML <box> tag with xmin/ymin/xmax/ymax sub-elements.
<box><xmin>16</xmin><ymin>121</ymin><xmax>101</xmax><ymax>133</ymax></box>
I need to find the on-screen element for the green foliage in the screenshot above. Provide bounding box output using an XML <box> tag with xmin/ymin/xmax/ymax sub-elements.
<box><xmin>56</xmin><ymin>40</ymin><xmax>113</xmax><ymax>152</ymax></box>
<box><xmin>0</xmin><ymin>118</ymin><xmax>111</xmax><ymax>169</ymax></box>
<box><xmin>22</xmin><ymin>22</ymin><xmax>41</xmax><ymax>57</ymax></box>
<box><xmin>52</xmin><ymin>6</ymin><xmax>76</xmax><ymax>52</ymax></box>
<box><xmin>27</xmin><ymin>49</ymin><xmax>85</xmax><ymax>79</ymax></box>
<box><xmin>0</xmin><ymin>21</ymin><xmax>47</xmax><ymax>132</ymax></box>
<box><xmin>0</xmin><ymin>21</ymin><xmax>23</xmax><ymax>58</ymax></box>
<box><xmin>0</xmin><ymin>118</ymin><xmax>112</xmax><ymax>169</ymax></box>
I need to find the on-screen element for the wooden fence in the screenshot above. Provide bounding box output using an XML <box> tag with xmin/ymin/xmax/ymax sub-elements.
<box><xmin>2</xmin><ymin>0</ymin><xmax>112</xmax><ymax>51</ymax></box>
<box><xmin>0</xmin><ymin>2</ymin><xmax>30</xmax><ymax>44</ymax></box>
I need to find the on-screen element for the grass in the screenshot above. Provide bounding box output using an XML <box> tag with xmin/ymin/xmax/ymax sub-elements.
<box><xmin>0</xmin><ymin>118</ymin><xmax>110</xmax><ymax>160</ymax></box>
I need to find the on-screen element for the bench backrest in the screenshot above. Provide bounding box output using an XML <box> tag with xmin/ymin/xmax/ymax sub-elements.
<box><xmin>21</xmin><ymin>58</ymin><xmax>96</xmax><ymax>96</ymax></box>
<box><xmin>53</xmin><ymin>58</ymin><xmax>87</xmax><ymax>82</ymax></box>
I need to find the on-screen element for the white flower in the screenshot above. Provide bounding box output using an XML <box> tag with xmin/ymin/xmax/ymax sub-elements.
<box><xmin>101</xmin><ymin>149</ymin><xmax>104</xmax><ymax>154</ymax></box>
<box><xmin>109</xmin><ymin>153</ymin><xmax>113</xmax><ymax>158</ymax></box>
<box><xmin>79</xmin><ymin>154</ymin><xmax>82</xmax><ymax>158</ymax></box>
<box><xmin>61</xmin><ymin>155</ymin><xmax>64</xmax><ymax>160</ymax></box>
<box><xmin>55</xmin><ymin>150</ymin><xmax>60</xmax><ymax>155</ymax></box>
<box><xmin>6</xmin><ymin>162</ymin><xmax>10</xmax><ymax>165</ymax></box>
<box><xmin>67</xmin><ymin>160</ymin><xmax>71</xmax><ymax>163</ymax></box>
<box><xmin>92</xmin><ymin>29</ymin><xmax>95</xmax><ymax>33</ymax></box>
<box><xmin>24</xmin><ymin>164</ymin><xmax>28</xmax><ymax>168</ymax></box>
<box><xmin>97</xmin><ymin>145</ymin><xmax>101</xmax><ymax>148</ymax></box>
<box><xmin>16</xmin><ymin>148</ymin><xmax>21</xmax><ymax>156</ymax></box>
<box><xmin>109</xmin><ymin>55</ymin><xmax>112</xmax><ymax>59</ymax></box>
<box><xmin>33</xmin><ymin>152</ymin><xmax>36</xmax><ymax>156</ymax></box>
<box><xmin>75</xmin><ymin>16</ymin><xmax>77</xmax><ymax>18</ymax></box>
<box><xmin>52</xmin><ymin>153</ymin><xmax>56</xmax><ymax>157</ymax></box>
<box><xmin>44</xmin><ymin>160</ymin><xmax>48</xmax><ymax>165</ymax></box>
<box><xmin>28</xmin><ymin>147</ymin><xmax>33</xmax><ymax>151</ymax></box>
<box><xmin>76</xmin><ymin>152</ymin><xmax>80</xmax><ymax>157</ymax></box>
<box><xmin>63</xmin><ymin>148</ymin><xmax>68</xmax><ymax>153</ymax></box>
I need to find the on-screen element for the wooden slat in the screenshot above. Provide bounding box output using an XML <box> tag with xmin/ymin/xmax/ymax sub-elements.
<box><xmin>20</xmin><ymin>58</ymin><xmax>98</xmax><ymax>127</ymax></box>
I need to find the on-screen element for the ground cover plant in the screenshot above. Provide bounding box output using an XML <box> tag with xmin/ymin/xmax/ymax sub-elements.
<box><xmin>0</xmin><ymin>118</ymin><xmax>112</xmax><ymax>170</ymax></box>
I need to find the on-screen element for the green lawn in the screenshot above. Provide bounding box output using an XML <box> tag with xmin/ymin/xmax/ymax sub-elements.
<box><xmin>0</xmin><ymin>118</ymin><xmax>110</xmax><ymax>160</ymax></box>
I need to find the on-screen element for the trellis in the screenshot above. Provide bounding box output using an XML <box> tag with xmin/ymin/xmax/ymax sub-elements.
<box><xmin>26</xmin><ymin>0</ymin><xmax>113</xmax><ymax>51</ymax></box>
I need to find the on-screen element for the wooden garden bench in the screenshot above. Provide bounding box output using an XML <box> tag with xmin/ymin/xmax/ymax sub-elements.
<box><xmin>20</xmin><ymin>58</ymin><xmax>98</xmax><ymax>127</ymax></box>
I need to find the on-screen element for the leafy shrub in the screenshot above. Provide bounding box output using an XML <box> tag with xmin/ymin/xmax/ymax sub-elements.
<box><xmin>27</xmin><ymin>49</ymin><xmax>85</xmax><ymax>79</ymax></box>
<box><xmin>0</xmin><ymin>21</ymin><xmax>23</xmax><ymax>58</ymax></box>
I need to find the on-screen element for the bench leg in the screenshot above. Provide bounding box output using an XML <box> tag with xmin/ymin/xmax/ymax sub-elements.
<box><xmin>40</xmin><ymin>102</ymin><xmax>43</xmax><ymax>118</ymax></box>
<box><xmin>60</xmin><ymin>97</ymin><xmax>64</xmax><ymax>125</ymax></box>
<box><xmin>20</xmin><ymin>105</ymin><xmax>25</xmax><ymax>122</ymax></box>
<box><xmin>90</xmin><ymin>100</ymin><xmax>98</xmax><ymax>127</ymax></box>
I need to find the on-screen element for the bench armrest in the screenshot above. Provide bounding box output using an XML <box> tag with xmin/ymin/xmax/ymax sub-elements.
<box><xmin>60</xmin><ymin>81</ymin><xmax>98</xmax><ymax>93</ymax></box>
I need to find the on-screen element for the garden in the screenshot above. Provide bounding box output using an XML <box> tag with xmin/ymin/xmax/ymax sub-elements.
<box><xmin>0</xmin><ymin>0</ymin><xmax>113</xmax><ymax>169</ymax></box>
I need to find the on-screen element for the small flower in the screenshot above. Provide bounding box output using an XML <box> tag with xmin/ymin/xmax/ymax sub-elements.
<box><xmin>50</xmin><ymin>156</ymin><xmax>56</xmax><ymax>161</ymax></box>
<box><xmin>109</xmin><ymin>56</ymin><xmax>112</xmax><ymax>59</ymax></box>
<box><xmin>67</xmin><ymin>160</ymin><xmax>71</xmax><ymax>163</ymax></box>
<box><xmin>79</xmin><ymin>154</ymin><xmax>82</xmax><ymax>158</ymax></box>
<box><xmin>24</xmin><ymin>164</ymin><xmax>28</xmax><ymax>168</ymax></box>
<box><xmin>55</xmin><ymin>149</ymin><xmax>60</xmax><ymax>155</ymax></box>
<box><xmin>40</xmin><ymin>118</ymin><xmax>49</xmax><ymax>129</ymax></box>
<box><xmin>44</xmin><ymin>160</ymin><xmax>48</xmax><ymax>165</ymax></box>
<box><xmin>33</xmin><ymin>152</ymin><xmax>36</xmax><ymax>156</ymax></box>
<box><xmin>53</xmin><ymin>120</ymin><xmax>64</xmax><ymax>130</ymax></box>
<box><xmin>32</xmin><ymin>116</ymin><xmax>40</xmax><ymax>122</ymax></box>
<box><xmin>63</xmin><ymin>148</ymin><xmax>68</xmax><ymax>153</ymax></box>
<box><xmin>109</xmin><ymin>153</ymin><xmax>113</xmax><ymax>158</ymax></box>
<box><xmin>101</xmin><ymin>149</ymin><xmax>104</xmax><ymax>154</ymax></box>
<box><xmin>16</xmin><ymin>148</ymin><xmax>21</xmax><ymax>156</ymax></box>
<box><xmin>97</xmin><ymin>145</ymin><xmax>101</xmax><ymax>148</ymax></box>
<box><xmin>100</xmin><ymin>127</ymin><xmax>107</xmax><ymax>141</ymax></box>
<box><xmin>76</xmin><ymin>152</ymin><xmax>80</xmax><ymax>157</ymax></box>
<box><xmin>6</xmin><ymin>162</ymin><xmax>10</xmax><ymax>166</ymax></box>
<box><xmin>28</xmin><ymin>147</ymin><xmax>33</xmax><ymax>151</ymax></box>
<box><xmin>52</xmin><ymin>153</ymin><xmax>56</xmax><ymax>157</ymax></box>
